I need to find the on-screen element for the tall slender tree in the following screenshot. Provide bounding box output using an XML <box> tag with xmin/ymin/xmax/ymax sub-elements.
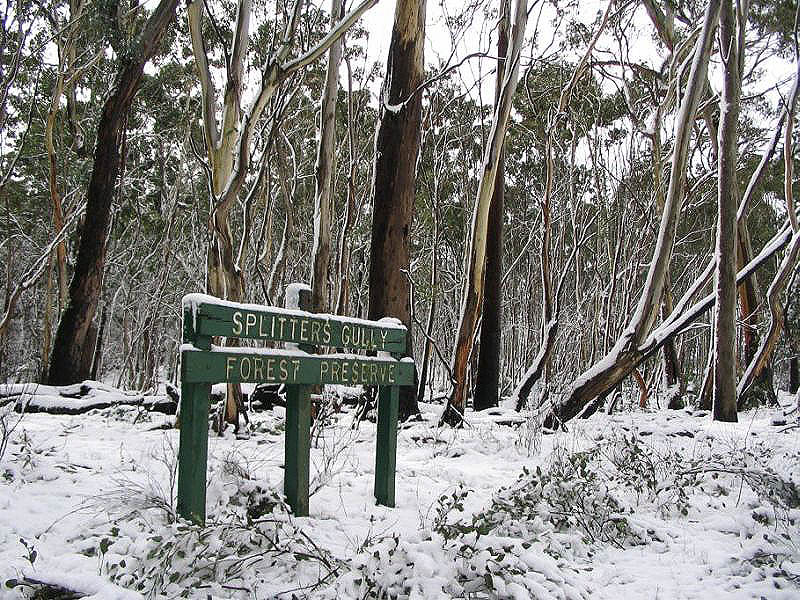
<box><xmin>473</xmin><ymin>0</ymin><xmax>510</xmax><ymax>412</ymax></box>
<box><xmin>47</xmin><ymin>0</ymin><xmax>180</xmax><ymax>385</ymax></box>
<box><xmin>310</xmin><ymin>0</ymin><xmax>345</xmax><ymax>314</ymax></box>
<box><xmin>712</xmin><ymin>0</ymin><xmax>742</xmax><ymax>422</ymax></box>
<box><xmin>444</xmin><ymin>0</ymin><xmax>528</xmax><ymax>424</ymax></box>
<box><xmin>368</xmin><ymin>0</ymin><xmax>427</xmax><ymax>420</ymax></box>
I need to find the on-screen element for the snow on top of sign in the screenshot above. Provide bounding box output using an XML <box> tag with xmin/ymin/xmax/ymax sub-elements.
<box><xmin>284</xmin><ymin>282</ymin><xmax>310</xmax><ymax>309</ymax></box>
<box><xmin>211</xmin><ymin>344</ymin><xmax>308</xmax><ymax>357</ymax></box>
<box><xmin>377</xmin><ymin>316</ymin><xmax>403</xmax><ymax>326</ymax></box>
<box><xmin>180</xmin><ymin>343</ymin><xmax>307</xmax><ymax>358</ymax></box>
<box><xmin>182</xmin><ymin>293</ymin><xmax>407</xmax><ymax>331</ymax></box>
<box><xmin>323</xmin><ymin>352</ymin><xmax>406</xmax><ymax>363</ymax></box>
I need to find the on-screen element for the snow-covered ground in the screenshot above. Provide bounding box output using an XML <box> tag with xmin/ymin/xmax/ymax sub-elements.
<box><xmin>1</xmin><ymin>385</ymin><xmax>798</xmax><ymax>599</ymax></box>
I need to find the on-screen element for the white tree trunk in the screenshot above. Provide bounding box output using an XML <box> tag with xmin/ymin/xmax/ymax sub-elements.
<box><xmin>311</xmin><ymin>0</ymin><xmax>344</xmax><ymax>314</ymax></box>
<box><xmin>712</xmin><ymin>0</ymin><xmax>741</xmax><ymax>423</ymax></box>
<box><xmin>444</xmin><ymin>0</ymin><xmax>527</xmax><ymax>423</ymax></box>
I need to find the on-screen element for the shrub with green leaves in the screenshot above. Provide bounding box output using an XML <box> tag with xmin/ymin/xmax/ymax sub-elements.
<box><xmin>88</xmin><ymin>464</ymin><xmax>340</xmax><ymax>598</ymax></box>
<box><xmin>441</xmin><ymin>443</ymin><xmax>654</xmax><ymax>554</ymax></box>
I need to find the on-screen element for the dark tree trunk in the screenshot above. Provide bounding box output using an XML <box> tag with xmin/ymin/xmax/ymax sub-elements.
<box><xmin>368</xmin><ymin>0</ymin><xmax>426</xmax><ymax>420</ymax></box>
<box><xmin>790</xmin><ymin>357</ymin><xmax>799</xmax><ymax>394</ymax></box>
<box><xmin>90</xmin><ymin>304</ymin><xmax>108</xmax><ymax>381</ymax></box>
<box><xmin>736</xmin><ymin>224</ymin><xmax>775</xmax><ymax>407</ymax></box>
<box><xmin>47</xmin><ymin>0</ymin><xmax>179</xmax><ymax>385</ymax></box>
<box><xmin>473</xmin><ymin>0</ymin><xmax>510</xmax><ymax>412</ymax></box>
<box><xmin>661</xmin><ymin>278</ymin><xmax>683</xmax><ymax>408</ymax></box>
<box><xmin>662</xmin><ymin>337</ymin><xmax>683</xmax><ymax>408</ymax></box>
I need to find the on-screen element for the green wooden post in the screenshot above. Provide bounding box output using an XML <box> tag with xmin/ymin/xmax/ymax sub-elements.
<box><xmin>177</xmin><ymin>381</ymin><xmax>211</xmax><ymax>523</ymax></box>
<box><xmin>284</xmin><ymin>384</ymin><xmax>311</xmax><ymax>516</ymax></box>
<box><xmin>374</xmin><ymin>385</ymin><xmax>399</xmax><ymax>507</ymax></box>
<box><xmin>177</xmin><ymin>305</ymin><xmax>212</xmax><ymax>525</ymax></box>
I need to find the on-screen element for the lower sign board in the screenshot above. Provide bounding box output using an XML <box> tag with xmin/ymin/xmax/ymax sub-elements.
<box><xmin>182</xmin><ymin>348</ymin><xmax>415</xmax><ymax>387</ymax></box>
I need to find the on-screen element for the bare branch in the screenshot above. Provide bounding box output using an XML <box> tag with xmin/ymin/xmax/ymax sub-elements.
<box><xmin>281</xmin><ymin>0</ymin><xmax>378</xmax><ymax>77</ymax></box>
<box><xmin>0</xmin><ymin>205</ymin><xmax>87</xmax><ymax>338</ymax></box>
<box><xmin>188</xmin><ymin>0</ymin><xmax>220</xmax><ymax>151</ymax></box>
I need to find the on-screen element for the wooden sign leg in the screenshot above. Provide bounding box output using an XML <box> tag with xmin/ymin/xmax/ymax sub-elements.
<box><xmin>374</xmin><ymin>385</ymin><xmax>399</xmax><ymax>507</ymax></box>
<box><xmin>177</xmin><ymin>382</ymin><xmax>211</xmax><ymax>524</ymax></box>
<box><xmin>284</xmin><ymin>384</ymin><xmax>311</xmax><ymax>516</ymax></box>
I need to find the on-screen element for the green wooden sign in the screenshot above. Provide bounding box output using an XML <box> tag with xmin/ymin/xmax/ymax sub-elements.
<box><xmin>182</xmin><ymin>349</ymin><xmax>414</xmax><ymax>386</ymax></box>
<box><xmin>176</xmin><ymin>292</ymin><xmax>414</xmax><ymax>525</ymax></box>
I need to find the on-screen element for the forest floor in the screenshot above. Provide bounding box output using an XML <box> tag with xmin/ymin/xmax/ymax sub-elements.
<box><xmin>0</xmin><ymin>384</ymin><xmax>798</xmax><ymax>599</ymax></box>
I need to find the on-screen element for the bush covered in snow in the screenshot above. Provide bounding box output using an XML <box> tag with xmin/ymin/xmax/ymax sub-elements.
<box><xmin>85</xmin><ymin>463</ymin><xmax>341</xmax><ymax>598</ymax></box>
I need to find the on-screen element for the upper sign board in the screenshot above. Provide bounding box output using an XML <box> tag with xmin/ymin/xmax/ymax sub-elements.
<box><xmin>184</xmin><ymin>294</ymin><xmax>406</xmax><ymax>353</ymax></box>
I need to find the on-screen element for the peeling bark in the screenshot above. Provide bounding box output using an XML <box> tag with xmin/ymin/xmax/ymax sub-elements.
<box><xmin>445</xmin><ymin>0</ymin><xmax>527</xmax><ymax>424</ymax></box>
<box><xmin>368</xmin><ymin>0</ymin><xmax>426</xmax><ymax>420</ymax></box>
<box><xmin>473</xmin><ymin>0</ymin><xmax>510</xmax><ymax>412</ymax></box>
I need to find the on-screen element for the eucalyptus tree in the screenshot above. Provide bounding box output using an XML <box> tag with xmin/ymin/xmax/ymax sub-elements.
<box><xmin>310</xmin><ymin>0</ymin><xmax>345</xmax><ymax>314</ymax></box>
<box><xmin>472</xmin><ymin>0</ymin><xmax>510</xmax><ymax>412</ymax></box>
<box><xmin>738</xmin><ymin>30</ymin><xmax>800</xmax><ymax>403</ymax></box>
<box><xmin>368</xmin><ymin>0</ymin><xmax>427</xmax><ymax>420</ymax></box>
<box><xmin>189</xmin><ymin>0</ymin><xmax>375</xmax><ymax>304</ymax></box>
<box><xmin>543</xmin><ymin>0</ymin><xmax>722</xmax><ymax>426</ymax></box>
<box><xmin>47</xmin><ymin>0</ymin><xmax>182</xmax><ymax>385</ymax></box>
<box><xmin>187</xmin><ymin>0</ymin><xmax>376</xmax><ymax>427</ymax></box>
<box><xmin>444</xmin><ymin>0</ymin><xmax>528</xmax><ymax>425</ymax></box>
<box><xmin>712</xmin><ymin>0</ymin><xmax>743</xmax><ymax>422</ymax></box>
<box><xmin>333</xmin><ymin>46</ymin><xmax>380</xmax><ymax>317</ymax></box>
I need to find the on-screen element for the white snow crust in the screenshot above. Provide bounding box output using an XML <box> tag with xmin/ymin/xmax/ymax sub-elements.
<box><xmin>2</xmin><ymin>388</ymin><xmax>798</xmax><ymax>599</ymax></box>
